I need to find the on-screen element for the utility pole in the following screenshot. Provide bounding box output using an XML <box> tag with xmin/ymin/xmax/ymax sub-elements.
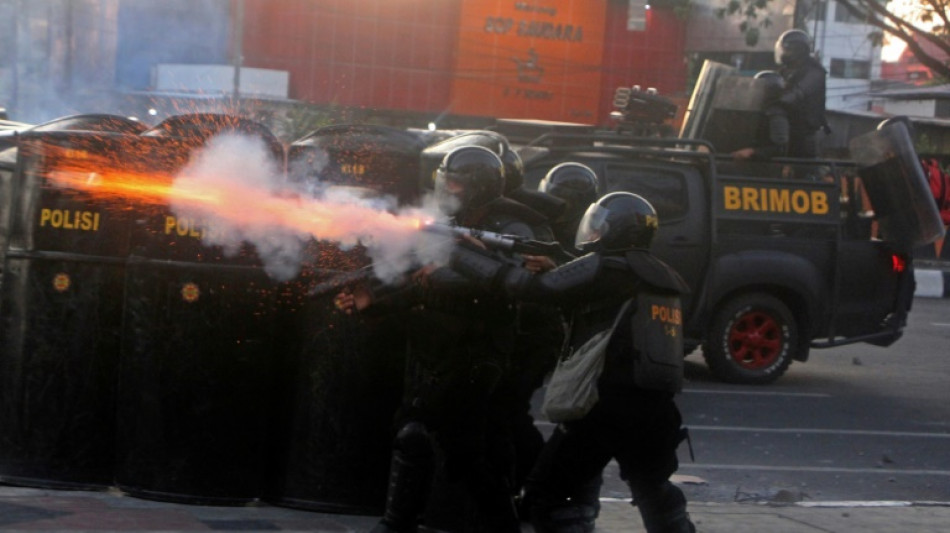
<box><xmin>232</xmin><ymin>0</ymin><xmax>244</xmax><ymax>99</ymax></box>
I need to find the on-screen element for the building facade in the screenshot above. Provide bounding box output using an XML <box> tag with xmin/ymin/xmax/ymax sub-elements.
<box><xmin>239</xmin><ymin>0</ymin><xmax>688</xmax><ymax>125</ymax></box>
<box><xmin>0</xmin><ymin>0</ymin><xmax>689</xmax><ymax>128</ymax></box>
<box><xmin>684</xmin><ymin>0</ymin><xmax>881</xmax><ymax>113</ymax></box>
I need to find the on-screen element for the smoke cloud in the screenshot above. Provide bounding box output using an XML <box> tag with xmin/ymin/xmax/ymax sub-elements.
<box><xmin>171</xmin><ymin>133</ymin><xmax>453</xmax><ymax>282</ymax></box>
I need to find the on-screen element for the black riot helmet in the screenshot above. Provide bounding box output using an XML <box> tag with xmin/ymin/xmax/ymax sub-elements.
<box><xmin>434</xmin><ymin>145</ymin><xmax>505</xmax><ymax>216</ymax></box>
<box><xmin>575</xmin><ymin>192</ymin><xmax>658</xmax><ymax>253</ymax></box>
<box><xmin>500</xmin><ymin>146</ymin><xmax>525</xmax><ymax>192</ymax></box>
<box><xmin>538</xmin><ymin>162</ymin><xmax>600</xmax><ymax>219</ymax></box>
<box><xmin>774</xmin><ymin>29</ymin><xmax>812</xmax><ymax>67</ymax></box>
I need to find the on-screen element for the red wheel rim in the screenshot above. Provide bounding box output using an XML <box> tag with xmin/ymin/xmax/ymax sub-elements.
<box><xmin>727</xmin><ymin>310</ymin><xmax>783</xmax><ymax>369</ymax></box>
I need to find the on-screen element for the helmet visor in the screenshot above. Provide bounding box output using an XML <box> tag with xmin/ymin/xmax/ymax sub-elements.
<box><xmin>434</xmin><ymin>169</ymin><xmax>464</xmax><ymax>215</ymax></box>
<box><xmin>574</xmin><ymin>202</ymin><xmax>609</xmax><ymax>250</ymax></box>
<box><xmin>774</xmin><ymin>39</ymin><xmax>785</xmax><ymax>66</ymax></box>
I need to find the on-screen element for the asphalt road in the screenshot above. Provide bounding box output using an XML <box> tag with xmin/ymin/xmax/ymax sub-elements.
<box><xmin>561</xmin><ymin>296</ymin><xmax>950</xmax><ymax>504</ymax></box>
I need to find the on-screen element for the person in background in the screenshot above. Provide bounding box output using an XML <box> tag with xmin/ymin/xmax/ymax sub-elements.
<box><xmin>774</xmin><ymin>29</ymin><xmax>827</xmax><ymax>159</ymax></box>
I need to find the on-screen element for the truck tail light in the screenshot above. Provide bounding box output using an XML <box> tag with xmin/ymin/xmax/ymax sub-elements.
<box><xmin>891</xmin><ymin>254</ymin><xmax>907</xmax><ymax>274</ymax></box>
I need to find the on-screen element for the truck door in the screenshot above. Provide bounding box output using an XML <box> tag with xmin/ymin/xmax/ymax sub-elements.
<box><xmin>602</xmin><ymin>162</ymin><xmax>710</xmax><ymax>313</ymax></box>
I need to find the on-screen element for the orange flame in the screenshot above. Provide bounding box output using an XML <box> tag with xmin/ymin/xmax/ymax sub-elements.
<box><xmin>42</xmin><ymin>144</ymin><xmax>427</xmax><ymax>242</ymax></box>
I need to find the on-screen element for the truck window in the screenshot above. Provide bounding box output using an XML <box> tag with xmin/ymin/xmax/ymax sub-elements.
<box><xmin>604</xmin><ymin>164</ymin><xmax>688</xmax><ymax>222</ymax></box>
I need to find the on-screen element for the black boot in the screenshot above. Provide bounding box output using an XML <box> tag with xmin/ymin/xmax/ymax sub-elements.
<box><xmin>632</xmin><ymin>481</ymin><xmax>695</xmax><ymax>533</ymax></box>
<box><xmin>372</xmin><ymin>423</ymin><xmax>434</xmax><ymax>533</ymax></box>
<box><xmin>529</xmin><ymin>499</ymin><xmax>599</xmax><ymax>533</ymax></box>
<box><xmin>568</xmin><ymin>473</ymin><xmax>603</xmax><ymax>525</ymax></box>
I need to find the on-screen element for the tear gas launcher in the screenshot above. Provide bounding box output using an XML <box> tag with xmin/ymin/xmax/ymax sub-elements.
<box><xmin>308</xmin><ymin>221</ymin><xmax>574</xmax><ymax>297</ymax></box>
<box><xmin>420</xmin><ymin>221</ymin><xmax>574</xmax><ymax>261</ymax></box>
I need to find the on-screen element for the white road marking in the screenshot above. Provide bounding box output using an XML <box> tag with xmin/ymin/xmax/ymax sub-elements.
<box><xmin>679</xmin><ymin>463</ymin><xmax>950</xmax><ymax>476</ymax></box>
<box><xmin>914</xmin><ymin>270</ymin><xmax>944</xmax><ymax>297</ymax></box>
<box><xmin>687</xmin><ymin>425</ymin><xmax>950</xmax><ymax>439</ymax></box>
<box><xmin>598</xmin><ymin>498</ymin><xmax>950</xmax><ymax>507</ymax></box>
<box><xmin>684</xmin><ymin>389</ymin><xmax>831</xmax><ymax>398</ymax></box>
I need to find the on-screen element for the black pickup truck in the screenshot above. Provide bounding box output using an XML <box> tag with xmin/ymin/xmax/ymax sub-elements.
<box><xmin>482</xmin><ymin>119</ymin><xmax>943</xmax><ymax>385</ymax></box>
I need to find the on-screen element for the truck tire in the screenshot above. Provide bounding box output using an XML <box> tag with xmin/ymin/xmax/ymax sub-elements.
<box><xmin>703</xmin><ymin>293</ymin><xmax>797</xmax><ymax>385</ymax></box>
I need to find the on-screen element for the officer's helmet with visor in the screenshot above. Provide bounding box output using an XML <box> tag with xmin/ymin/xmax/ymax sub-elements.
<box><xmin>434</xmin><ymin>145</ymin><xmax>505</xmax><ymax>216</ymax></box>
<box><xmin>575</xmin><ymin>192</ymin><xmax>658</xmax><ymax>253</ymax></box>
<box><xmin>539</xmin><ymin>162</ymin><xmax>600</xmax><ymax>219</ymax></box>
<box><xmin>500</xmin><ymin>146</ymin><xmax>525</xmax><ymax>192</ymax></box>
<box><xmin>774</xmin><ymin>29</ymin><xmax>811</xmax><ymax>67</ymax></box>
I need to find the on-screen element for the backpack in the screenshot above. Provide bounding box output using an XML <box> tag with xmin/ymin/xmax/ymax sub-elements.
<box><xmin>921</xmin><ymin>158</ymin><xmax>950</xmax><ymax>226</ymax></box>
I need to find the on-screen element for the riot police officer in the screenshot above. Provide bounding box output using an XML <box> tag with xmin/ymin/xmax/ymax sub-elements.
<box><xmin>488</xmin><ymin>144</ymin><xmax>568</xmax><ymax>518</ymax></box>
<box><xmin>341</xmin><ymin>145</ymin><xmax>539</xmax><ymax>533</ymax></box>
<box><xmin>448</xmin><ymin>192</ymin><xmax>695</xmax><ymax>533</ymax></box>
<box><xmin>501</xmin><ymin>145</ymin><xmax>567</xmax><ymax>224</ymax></box>
<box><xmin>529</xmin><ymin>160</ymin><xmax>605</xmax><ymax>531</ymax></box>
<box><xmin>774</xmin><ymin>29</ymin><xmax>827</xmax><ymax>159</ymax></box>
<box><xmin>538</xmin><ymin>162</ymin><xmax>601</xmax><ymax>253</ymax></box>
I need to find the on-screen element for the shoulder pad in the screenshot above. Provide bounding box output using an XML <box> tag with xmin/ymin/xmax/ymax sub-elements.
<box><xmin>484</xmin><ymin>197</ymin><xmax>549</xmax><ymax>228</ymax></box>
<box><xmin>535</xmin><ymin>253</ymin><xmax>601</xmax><ymax>293</ymax></box>
<box><xmin>602</xmin><ymin>255</ymin><xmax>629</xmax><ymax>271</ymax></box>
<box><xmin>624</xmin><ymin>250</ymin><xmax>690</xmax><ymax>294</ymax></box>
<box><xmin>507</xmin><ymin>187</ymin><xmax>567</xmax><ymax>222</ymax></box>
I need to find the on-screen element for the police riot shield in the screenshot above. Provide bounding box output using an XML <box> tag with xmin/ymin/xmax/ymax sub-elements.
<box><xmin>114</xmin><ymin>116</ymin><xmax>282</xmax><ymax>505</ymax></box>
<box><xmin>684</xmin><ymin>68</ymin><xmax>778</xmax><ymax>154</ymax></box>
<box><xmin>0</xmin><ymin>131</ymin><xmax>138</xmax><ymax>489</ymax></box>
<box><xmin>679</xmin><ymin>60</ymin><xmax>738</xmax><ymax>142</ymax></box>
<box><xmin>288</xmin><ymin>124</ymin><xmax>425</xmax><ymax>205</ymax></box>
<box><xmin>29</xmin><ymin>113</ymin><xmax>148</xmax><ymax>135</ymax></box>
<box><xmin>0</xmin><ymin>147</ymin><xmax>15</xmax><ymax>263</ymax></box>
<box><xmin>848</xmin><ymin>122</ymin><xmax>946</xmax><ymax>250</ymax></box>
<box><xmin>267</xmin><ymin>125</ymin><xmax>421</xmax><ymax>514</ymax></box>
<box><xmin>142</xmin><ymin>112</ymin><xmax>285</xmax><ymax>166</ymax></box>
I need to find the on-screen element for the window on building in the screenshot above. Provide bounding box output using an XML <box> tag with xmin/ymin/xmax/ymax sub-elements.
<box><xmin>936</xmin><ymin>100</ymin><xmax>950</xmax><ymax>118</ymax></box>
<box><xmin>830</xmin><ymin>58</ymin><xmax>870</xmax><ymax>79</ymax></box>
<box><xmin>834</xmin><ymin>2</ymin><xmax>867</xmax><ymax>23</ymax></box>
<box><xmin>805</xmin><ymin>0</ymin><xmax>826</xmax><ymax>21</ymax></box>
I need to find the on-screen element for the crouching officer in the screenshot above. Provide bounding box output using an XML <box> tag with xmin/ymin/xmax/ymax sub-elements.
<box><xmin>449</xmin><ymin>192</ymin><xmax>695</xmax><ymax>533</ymax></box>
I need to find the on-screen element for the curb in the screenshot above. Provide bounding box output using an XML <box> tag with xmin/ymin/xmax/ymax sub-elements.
<box><xmin>600</xmin><ymin>498</ymin><xmax>950</xmax><ymax>508</ymax></box>
<box><xmin>914</xmin><ymin>269</ymin><xmax>950</xmax><ymax>298</ymax></box>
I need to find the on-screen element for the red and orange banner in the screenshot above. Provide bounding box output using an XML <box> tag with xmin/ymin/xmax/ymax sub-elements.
<box><xmin>450</xmin><ymin>0</ymin><xmax>607</xmax><ymax>123</ymax></box>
